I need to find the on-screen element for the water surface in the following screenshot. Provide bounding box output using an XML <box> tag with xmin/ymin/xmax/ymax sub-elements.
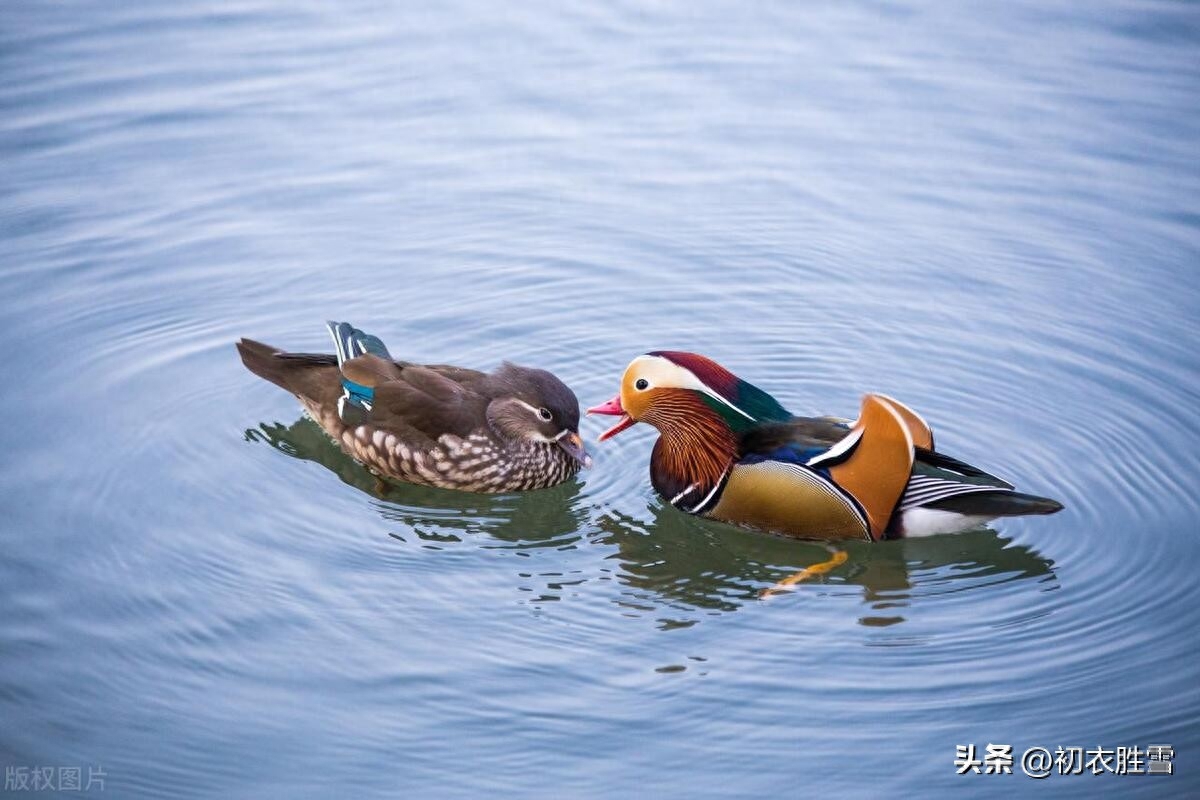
<box><xmin>2</xmin><ymin>0</ymin><xmax>1198</xmax><ymax>796</ymax></box>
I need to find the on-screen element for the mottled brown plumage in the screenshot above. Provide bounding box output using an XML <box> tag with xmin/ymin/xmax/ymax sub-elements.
<box><xmin>237</xmin><ymin>323</ymin><xmax>589</xmax><ymax>493</ymax></box>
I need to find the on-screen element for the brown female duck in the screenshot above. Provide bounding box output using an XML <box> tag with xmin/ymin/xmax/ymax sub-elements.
<box><xmin>238</xmin><ymin>322</ymin><xmax>590</xmax><ymax>493</ymax></box>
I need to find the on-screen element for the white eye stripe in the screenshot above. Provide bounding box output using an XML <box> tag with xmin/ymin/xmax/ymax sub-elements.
<box><xmin>514</xmin><ymin>399</ymin><xmax>552</xmax><ymax>421</ymax></box>
<box><xmin>629</xmin><ymin>355</ymin><xmax>755</xmax><ymax>421</ymax></box>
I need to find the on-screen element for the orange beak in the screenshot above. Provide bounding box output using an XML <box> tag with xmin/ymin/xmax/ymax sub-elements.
<box><xmin>587</xmin><ymin>395</ymin><xmax>637</xmax><ymax>441</ymax></box>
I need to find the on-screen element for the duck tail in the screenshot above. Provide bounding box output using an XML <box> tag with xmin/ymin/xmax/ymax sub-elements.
<box><xmin>928</xmin><ymin>490</ymin><xmax>1064</xmax><ymax>518</ymax></box>
<box><xmin>236</xmin><ymin>338</ymin><xmax>288</xmax><ymax>389</ymax></box>
<box><xmin>236</xmin><ymin>337</ymin><xmax>336</xmax><ymax>393</ymax></box>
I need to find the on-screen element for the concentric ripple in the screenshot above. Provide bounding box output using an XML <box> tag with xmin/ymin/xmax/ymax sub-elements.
<box><xmin>2</xmin><ymin>0</ymin><xmax>1198</xmax><ymax>796</ymax></box>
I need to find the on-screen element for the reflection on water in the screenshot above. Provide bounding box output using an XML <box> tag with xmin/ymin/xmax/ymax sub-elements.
<box><xmin>248</xmin><ymin>416</ymin><xmax>590</xmax><ymax>542</ymax></box>
<box><xmin>249</xmin><ymin>415</ymin><xmax>1056</xmax><ymax>625</ymax></box>
<box><xmin>592</xmin><ymin>504</ymin><xmax>1057</xmax><ymax>624</ymax></box>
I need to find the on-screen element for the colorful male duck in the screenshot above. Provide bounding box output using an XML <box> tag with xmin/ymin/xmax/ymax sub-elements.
<box><xmin>237</xmin><ymin>322</ymin><xmax>590</xmax><ymax>492</ymax></box>
<box><xmin>589</xmin><ymin>352</ymin><xmax>1062</xmax><ymax>540</ymax></box>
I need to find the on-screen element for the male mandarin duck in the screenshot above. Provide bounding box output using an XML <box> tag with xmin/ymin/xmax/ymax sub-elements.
<box><xmin>237</xmin><ymin>322</ymin><xmax>590</xmax><ymax>493</ymax></box>
<box><xmin>589</xmin><ymin>352</ymin><xmax>1062</xmax><ymax>540</ymax></box>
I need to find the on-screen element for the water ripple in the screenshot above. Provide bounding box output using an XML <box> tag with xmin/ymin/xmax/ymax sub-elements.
<box><xmin>3</xmin><ymin>0</ymin><xmax>1199</xmax><ymax>795</ymax></box>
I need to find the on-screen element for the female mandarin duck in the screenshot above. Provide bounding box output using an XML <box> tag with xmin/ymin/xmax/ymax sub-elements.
<box><xmin>589</xmin><ymin>352</ymin><xmax>1062</xmax><ymax>540</ymax></box>
<box><xmin>237</xmin><ymin>322</ymin><xmax>590</xmax><ymax>492</ymax></box>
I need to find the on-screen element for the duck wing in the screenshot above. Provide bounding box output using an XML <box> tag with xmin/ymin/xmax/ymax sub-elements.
<box><xmin>735</xmin><ymin>395</ymin><xmax>1060</xmax><ymax>536</ymax></box>
<box><xmin>737</xmin><ymin>396</ymin><xmax>925</xmax><ymax>539</ymax></box>
<box><xmin>738</xmin><ymin>415</ymin><xmax>854</xmax><ymax>464</ymax></box>
<box><xmin>326</xmin><ymin>321</ymin><xmax>491</xmax><ymax>442</ymax></box>
<box><xmin>367</xmin><ymin>368</ymin><xmax>490</xmax><ymax>443</ymax></box>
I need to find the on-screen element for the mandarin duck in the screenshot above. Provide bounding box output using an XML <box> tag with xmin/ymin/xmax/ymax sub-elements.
<box><xmin>237</xmin><ymin>322</ymin><xmax>590</xmax><ymax>493</ymax></box>
<box><xmin>589</xmin><ymin>352</ymin><xmax>1062</xmax><ymax>540</ymax></box>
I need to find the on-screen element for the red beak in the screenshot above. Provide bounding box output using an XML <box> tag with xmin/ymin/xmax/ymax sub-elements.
<box><xmin>587</xmin><ymin>395</ymin><xmax>637</xmax><ymax>441</ymax></box>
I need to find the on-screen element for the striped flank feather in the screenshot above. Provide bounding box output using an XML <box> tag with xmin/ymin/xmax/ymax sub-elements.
<box><xmin>899</xmin><ymin>474</ymin><xmax>1010</xmax><ymax>511</ymax></box>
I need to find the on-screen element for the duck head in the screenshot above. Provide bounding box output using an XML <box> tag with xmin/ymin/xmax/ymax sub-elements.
<box><xmin>587</xmin><ymin>351</ymin><xmax>791</xmax><ymax>441</ymax></box>
<box><xmin>487</xmin><ymin>363</ymin><xmax>592</xmax><ymax>468</ymax></box>
<box><xmin>588</xmin><ymin>351</ymin><xmax>792</xmax><ymax>500</ymax></box>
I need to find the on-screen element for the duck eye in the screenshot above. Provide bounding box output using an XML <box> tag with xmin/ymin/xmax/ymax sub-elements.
<box><xmin>635</xmin><ymin>378</ymin><xmax>649</xmax><ymax>391</ymax></box>
<box><xmin>538</xmin><ymin>407</ymin><xmax>553</xmax><ymax>422</ymax></box>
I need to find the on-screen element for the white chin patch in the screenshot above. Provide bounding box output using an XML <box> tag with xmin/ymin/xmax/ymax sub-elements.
<box><xmin>900</xmin><ymin>508</ymin><xmax>995</xmax><ymax>537</ymax></box>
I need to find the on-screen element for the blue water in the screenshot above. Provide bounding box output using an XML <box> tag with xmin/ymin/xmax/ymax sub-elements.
<box><xmin>2</xmin><ymin>1</ymin><xmax>1198</xmax><ymax>796</ymax></box>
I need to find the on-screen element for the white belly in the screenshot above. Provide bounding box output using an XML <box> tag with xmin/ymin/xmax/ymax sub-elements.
<box><xmin>899</xmin><ymin>507</ymin><xmax>995</xmax><ymax>537</ymax></box>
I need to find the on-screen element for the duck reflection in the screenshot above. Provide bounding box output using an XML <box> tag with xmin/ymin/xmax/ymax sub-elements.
<box><xmin>592</xmin><ymin>503</ymin><xmax>1057</xmax><ymax>623</ymax></box>
<box><xmin>246</xmin><ymin>416</ymin><xmax>1056</xmax><ymax>624</ymax></box>
<box><xmin>245</xmin><ymin>416</ymin><xmax>589</xmax><ymax>546</ymax></box>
